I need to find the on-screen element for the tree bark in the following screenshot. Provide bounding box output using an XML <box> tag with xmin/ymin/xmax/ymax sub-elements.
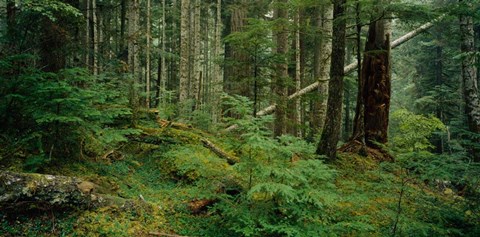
<box><xmin>128</xmin><ymin>0</ymin><xmax>140</xmax><ymax>125</ymax></box>
<box><xmin>212</xmin><ymin>0</ymin><xmax>224</xmax><ymax>123</ymax></box>
<box><xmin>294</xmin><ymin>11</ymin><xmax>302</xmax><ymax>137</ymax></box>
<box><xmin>225</xmin><ymin>0</ymin><xmax>250</xmax><ymax>98</ymax></box>
<box><xmin>6</xmin><ymin>0</ymin><xmax>16</xmax><ymax>49</ymax></box>
<box><xmin>460</xmin><ymin>0</ymin><xmax>480</xmax><ymax>160</ymax></box>
<box><xmin>316</xmin><ymin>0</ymin><xmax>347</xmax><ymax>159</ymax></box>
<box><xmin>119</xmin><ymin>0</ymin><xmax>126</xmax><ymax>53</ymax></box>
<box><xmin>361</xmin><ymin>18</ymin><xmax>391</xmax><ymax>147</ymax></box>
<box><xmin>273</xmin><ymin>0</ymin><xmax>289</xmax><ymax>137</ymax></box>
<box><xmin>92</xmin><ymin>0</ymin><xmax>98</xmax><ymax>75</ymax></box>
<box><xmin>310</xmin><ymin>4</ymin><xmax>333</xmax><ymax>138</ymax></box>
<box><xmin>179</xmin><ymin>0</ymin><xmax>191</xmax><ymax>105</ymax></box>
<box><xmin>146</xmin><ymin>0</ymin><xmax>152</xmax><ymax>108</ymax></box>
<box><xmin>192</xmin><ymin>0</ymin><xmax>202</xmax><ymax>110</ymax></box>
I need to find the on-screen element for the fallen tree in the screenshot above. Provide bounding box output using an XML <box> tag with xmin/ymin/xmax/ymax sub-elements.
<box><xmin>0</xmin><ymin>171</ymin><xmax>137</xmax><ymax>212</ymax></box>
<box><xmin>225</xmin><ymin>16</ymin><xmax>444</xmax><ymax>132</ymax></box>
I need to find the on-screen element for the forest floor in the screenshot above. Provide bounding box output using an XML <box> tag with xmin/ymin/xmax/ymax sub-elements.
<box><xmin>1</xmin><ymin>120</ymin><xmax>479</xmax><ymax>236</ymax></box>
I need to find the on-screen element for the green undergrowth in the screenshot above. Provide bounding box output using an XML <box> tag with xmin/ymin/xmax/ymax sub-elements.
<box><xmin>1</xmin><ymin>124</ymin><xmax>479</xmax><ymax>236</ymax></box>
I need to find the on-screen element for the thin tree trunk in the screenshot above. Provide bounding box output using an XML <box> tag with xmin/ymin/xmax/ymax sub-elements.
<box><xmin>6</xmin><ymin>0</ymin><xmax>16</xmax><ymax>48</ymax></box>
<box><xmin>351</xmin><ymin>0</ymin><xmax>366</xmax><ymax>146</ymax></box>
<box><xmin>85</xmin><ymin>0</ymin><xmax>91</xmax><ymax>68</ymax></box>
<box><xmin>295</xmin><ymin>11</ymin><xmax>302</xmax><ymax>137</ymax></box>
<box><xmin>92</xmin><ymin>0</ymin><xmax>98</xmax><ymax>75</ymax></box>
<box><xmin>311</xmin><ymin>4</ymin><xmax>333</xmax><ymax>138</ymax></box>
<box><xmin>179</xmin><ymin>0</ymin><xmax>191</xmax><ymax>104</ymax></box>
<box><xmin>316</xmin><ymin>0</ymin><xmax>347</xmax><ymax>159</ymax></box>
<box><xmin>158</xmin><ymin>0</ymin><xmax>167</xmax><ymax>106</ymax></box>
<box><xmin>192</xmin><ymin>0</ymin><xmax>201</xmax><ymax>110</ymax></box>
<box><xmin>274</xmin><ymin>0</ymin><xmax>289</xmax><ymax>137</ymax></box>
<box><xmin>146</xmin><ymin>0</ymin><xmax>151</xmax><ymax>107</ymax></box>
<box><xmin>120</xmin><ymin>0</ymin><xmax>126</xmax><ymax>53</ymax></box>
<box><xmin>212</xmin><ymin>0</ymin><xmax>223</xmax><ymax>123</ymax></box>
<box><xmin>435</xmin><ymin>45</ymin><xmax>445</xmax><ymax>153</ymax></box>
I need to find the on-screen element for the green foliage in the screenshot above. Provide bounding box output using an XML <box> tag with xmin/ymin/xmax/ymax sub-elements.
<box><xmin>22</xmin><ymin>0</ymin><xmax>83</xmax><ymax>23</ymax></box>
<box><xmin>390</xmin><ymin>109</ymin><xmax>446</xmax><ymax>152</ymax></box>
<box><xmin>0</xmin><ymin>55</ymin><xmax>139</xmax><ymax>169</ymax></box>
<box><xmin>214</xmin><ymin>95</ymin><xmax>337</xmax><ymax>236</ymax></box>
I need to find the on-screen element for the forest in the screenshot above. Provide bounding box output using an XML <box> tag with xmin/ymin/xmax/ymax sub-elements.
<box><xmin>0</xmin><ymin>0</ymin><xmax>480</xmax><ymax>236</ymax></box>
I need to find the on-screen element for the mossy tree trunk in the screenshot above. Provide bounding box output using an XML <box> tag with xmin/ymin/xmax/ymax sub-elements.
<box><xmin>0</xmin><ymin>172</ymin><xmax>132</xmax><ymax>211</ymax></box>
<box><xmin>316</xmin><ymin>0</ymin><xmax>347</xmax><ymax>160</ymax></box>
<box><xmin>459</xmin><ymin>0</ymin><xmax>480</xmax><ymax>160</ymax></box>
<box><xmin>350</xmin><ymin>4</ymin><xmax>391</xmax><ymax>152</ymax></box>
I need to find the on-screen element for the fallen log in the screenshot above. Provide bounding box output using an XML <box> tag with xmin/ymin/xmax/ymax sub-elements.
<box><xmin>201</xmin><ymin>138</ymin><xmax>239</xmax><ymax>165</ymax></box>
<box><xmin>225</xmin><ymin>15</ymin><xmax>445</xmax><ymax>132</ymax></box>
<box><xmin>0</xmin><ymin>171</ymin><xmax>135</xmax><ymax>212</ymax></box>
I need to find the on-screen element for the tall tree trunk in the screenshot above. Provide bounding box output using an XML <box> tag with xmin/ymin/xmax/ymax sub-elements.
<box><xmin>311</xmin><ymin>4</ymin><xmax>333</xmax><ymax>138</ymax></box>
<box><xmin>460</xmin><ymin>0</ymin><xmax>480</xmax><ymax>160</ymax></box>
<box><xmin>294</xmin><ymin>11</ymin><xmax>302</xmax><ymax>137</ymax></box>
<box><xmin>225</xmin><ymin>0</ymin><xmax>250</xmax><ymax>98</ymax></box>
<box><xmin>351</xmin><ymin>0</ymin><xmax>366</xmax><ymax>147</ymax></box>
<box><xmin>300</xmin><ymin>10</ymin><xmax>308</xmax><ymax>137</ymax></box>
<box><xmin>92</xmin><ymin>0</ymin><xmax>98</xmax><ymax>75</ymax></box>
<box><xmin>273</xmin><ymin>0</ymin><xmax>289</xmax><ymax>137</ymax></box>
<box><xmin>85</xmin><ymin>0</ymin><xmax>91</xmax><ymax>68</ymax></box>
<box><xmin>179</xmin><ymin>0</ymin><xmax>191</xmax><ymax>104</ymax></box>
<box><xmin>157</xmin><ymin>0</ymin><xmax>167</xmax><ymax>107</ymax></box>
<box><xmin>434</xmin><ymin>45</ymin><xmax>445</xmax><ymax>153</ymax></box>
<box><xmin>212</xmin><ymin>0</ymin><xmax>224</xmax><ymax>123</ymax></box>
<box><xmin>119</xmin><ymin>0</ymin><xmax>126</xmax><ymax>53</ymax></box>
<box><xmin>6</xmin><ymin>0</ymin><xmax>16</xmax><ymax>49</ymax></box>
<box><xmin>362</xmin><ymin>17</ymin><xmax>391</xmax><ymax>147</ymax></box>
<box><xmin>192</xmin><ymin>0</ymin><xmax>202</xmax><ymax>110</ymax></box>
<box><xmin>349</xmin><ymin>2</ymin><xmax>392</xmax><ymax>153</ymax></box>
<box><xmin>316</xmin><ymin>0</ymin><xmax>346</xmax><ymax>159</ymax></box>
<box><xmin>128</xmin><ymin>0</ymin><xmax>140</xmax><ymax>125</ymax></box>
<box><xmin>146</xmin><ymin>0</ymin><xmax>152</xmax><ymax>107</ymax></box>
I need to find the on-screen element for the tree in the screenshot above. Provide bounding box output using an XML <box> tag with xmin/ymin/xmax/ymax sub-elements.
<box><xmin>311</xmin><ymin>3</ymin><xmax>333</xmax><ymax>138</ymax></box>
<box><xmin>146</xmin><ymin>0</ymin><xmax>152</xmax><ymax>107</ymax></box>
<box><xmin>316</xmin><ymin>0</ymin><xmax>347</xmax><ymax>159</ymax></box>
<box><xmin>179</xmin><ymin>0</ymin><xmax>190</xmax><ymax>105</ymax></box>
<box><xmin>128</xmin><ymin>0</ymin><xmax>140</xmax><ymax>124</ymax></box>
<box><xmin>212</xmin><ymin>0</ymin><xmax>224</xmax><ymax>123</ymax></box>
<box><xmin>348</xmin><ymin>3</ymin><xmax>392</xmax><ymax>157</ymax></box>
<box><xmin>273</xmin><ymin>0</ymin><xmax>289</xmax><ymax>137</ymax></box>
<box><xmin>459</xmin><ymin>0</ymin><xmax>480</xmax><ymax>160</ymax></box>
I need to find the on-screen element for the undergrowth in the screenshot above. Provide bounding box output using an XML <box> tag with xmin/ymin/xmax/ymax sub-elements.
<box><xmin>1</xmin><ymin>96</ymin><xmax>479</xmax><ymax>236</ymax></box>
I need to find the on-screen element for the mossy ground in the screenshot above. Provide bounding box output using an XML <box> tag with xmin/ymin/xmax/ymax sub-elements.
<box><xmin>1</xmin><ymin>124</ymin><xmax>479</xmax><ymax>236</ymax></box>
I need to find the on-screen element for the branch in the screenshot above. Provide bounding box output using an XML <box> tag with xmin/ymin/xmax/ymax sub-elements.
<box><xmin>225</xmin><ymin>16</ymin><xmax>444</xmax><ymax>132</ymax></box>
